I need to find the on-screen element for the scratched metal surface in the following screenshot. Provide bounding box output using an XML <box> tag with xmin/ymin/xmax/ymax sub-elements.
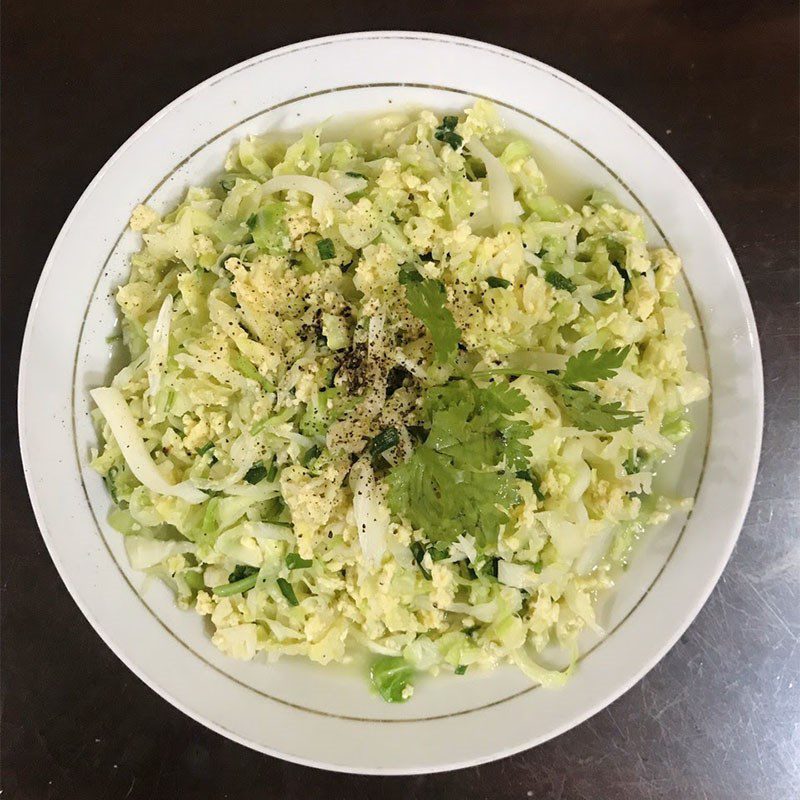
<box><xmin>2</xmin><ymin>1</ymin><xmax>798</xmax><ymax>798</ymax></box>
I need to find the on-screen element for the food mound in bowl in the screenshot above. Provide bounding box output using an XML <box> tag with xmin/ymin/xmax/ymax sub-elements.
<box><xmin>90</xmin><ymin>101</ymin><xmax>708</xmax><ymax>702</ymax></box>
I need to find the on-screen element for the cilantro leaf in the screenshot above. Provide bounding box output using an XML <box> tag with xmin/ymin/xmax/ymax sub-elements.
<box><xmin>404</xmin><ymin>278</ymin><xmax>461</xmax><ymax>363</ymax></box>
<box><xmin>386</xmin><ymin>381</ymin><xmax>531</xmax><ymax>547</ymax></box>
<box><xmin>497</xmin><ymin>418</ymin><xmax>533</xmax><ymax>472</ymax></box>
<box><xmin>552</xmin><ymin>384</ymin><xmax>641</xmax><ymax>431</ymax></box>
<box><xmin>562</xmin><ymin>346</ymin><xmax>631</xmax><ymax>385</ymax></box>
<box><xmin>470</xmin><ymin>367</ymin><xmax>641</xmax><ymax>432</ymax></box>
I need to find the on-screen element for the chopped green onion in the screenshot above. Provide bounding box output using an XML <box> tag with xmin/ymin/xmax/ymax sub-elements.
<box><xmin>244</xmin><ymin>462</ymin><xmax>268</xmax><ymax>484</ymax></box>
<box><xmin>233</xmin><ymin>353</ymin><xmax>275</xmax><ymax>392</ymax></box>
<box><xmin>441</xmin><ymin>115</ymin><xmax>459</xmax><ymax>131</ymax></box>
<box><xmin>624</xmin><ymin>449</ymin><xmax>645</xmax><ymax>475</ymax></box>
<box><xmin>455</xmin><ymin>665</ymin><xmax>468</xmax><ymax>675</ymax></box>
<box><xmin>213</xmin><ymin>566</ymin><xmax>258</xmax><ymax>597</ymax></box>
<box><xmin>532</xmin><ymin>560</ymin><xmax>543</xmax><ymax>574</ymax></box>
<box><xmin>213</xmin><ymin>574</ymin><xmax>258</xmax><ymax>596</ymax></box>
<box><xmin>345</xmin><ymin>171</ymin><xmax>366</xmax><ymax>179</ymax></box>
<box><xmin>197</xmin><ymin>442</ymin><xmax>214</xmax><ymax>456</ymax></box>
<box><xmin>229</xmin><ymin>565</ymin><xmax>258</xmax><ymax>583</ymax></box>
<box><xmin>286</xmin><ymin>553</ymin><xmax>312</xmax><ymax>570</ymax></box>
<box><xmin>430</xmin><ymin>545</ymin><xmax>450</xmax><ymax>562</ymax></box>
<box><xmin>410</xmin><ymin>541</ymin><xmax>432</xmax><ymax>580</ymax></box>
<box><xmin>487</xmin><ymin>276</ymin><xmax>511</xmax><ymax>289</ymax></box>
<box><xmin>300</xmin><ymin>444</ymin><xmax>321</xmax><ymax>468</ymax></box>
<box><xmin>593</xmin><ymin>289</ymin><xmax>616</xmax><ymax>301</ymax></box>
<box><xmin>368</xmin><ymin>427</ymin><xmax>400</xmax><ymax>457</ymax></box>
<box><xmin>277</xmin><ymin>577</ymin><xmax>299</xmax><ymax>606</ymax></box>
<box><xmin>260</xmin><ymin>496</ymin><xmax>287</xmax><ymax>524</ymax></box>
<box><xmin>317</xmin><ymin>238</ymin><xmax>335</xmax><ymax>260</ymax></box>
<box><xmin>545</xmin><ymin>271</ymin><xmax>576</xmax><ymax>292</ymax></box>
<box><xmin>481</xmin><ymin>557</ymin><xmax>499</xmax><ymax>578</ymax></box>
<box><xmin>266</xmin><ymin>457</ymin><xmax>278</xmax><ymax>482</ymax></box>
<box><xmin>615</xmin><ymin>264</ymin><xmax>632</xmax><ymax>293</ymax></box>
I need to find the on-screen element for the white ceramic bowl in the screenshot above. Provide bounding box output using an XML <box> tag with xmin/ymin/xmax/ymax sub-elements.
<box><xmin>19</xmin><ymin>32</ymin><xmax>762</xmax><ymax>774</ymax></box>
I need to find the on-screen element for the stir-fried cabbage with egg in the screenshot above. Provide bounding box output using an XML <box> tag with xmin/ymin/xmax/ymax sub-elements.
<box><xmin>90</xmin><ymin>102</ymin><xmax>709</xmax><ymax>700</ymax></box>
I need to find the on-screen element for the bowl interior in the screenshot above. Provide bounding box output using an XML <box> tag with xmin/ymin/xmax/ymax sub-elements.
<box><xmin>74</xmin><ymin>84</ymin><xmax>709</xmax><ymax>721</ymax></box>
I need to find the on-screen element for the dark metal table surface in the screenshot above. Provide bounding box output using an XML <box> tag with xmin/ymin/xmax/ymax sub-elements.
<box><xmin>2</xmin><ymin>2</ymin><xmax>798</xmax><ymax>798</ymax></box>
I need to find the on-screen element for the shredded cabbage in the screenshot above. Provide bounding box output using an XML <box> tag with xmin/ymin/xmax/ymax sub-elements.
<box><xmin>146</xmin><ymin>293</ymin><xmax>173</xmax><ymax>402</ymax></box>
<box><xmin>90</xmin><ymin>102</ymin><xmax>709</xmax><ymax>698</ymax></box>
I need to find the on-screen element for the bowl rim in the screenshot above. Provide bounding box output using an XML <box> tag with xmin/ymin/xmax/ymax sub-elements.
<box><xmin>18</xmin><ymin>30</ymin><xmax>764</xmax><ymax>773</ymax></box>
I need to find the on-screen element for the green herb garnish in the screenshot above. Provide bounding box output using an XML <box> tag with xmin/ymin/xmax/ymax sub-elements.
<box><xmin>233</xmin><ymin>353</ymin><xmax>275</xmax><ymax>392</ymax></box>
<box><xmin>472</xmin><ymin>346</ymin><xmax>641</xmax><ymax>432</ymax></box>
<box><xmin>317</xmin><ymin>238</ymin><xmax>335</xmax><ymax>260</ymax></box>
<box><xmin>387</xmin><ymin>381</ymin><xmax>532</xmax><ymax>546</ymax></box>
<box><xmin>403</xmin><ymin>278</ymin><xmax>461</xmax><ymax>363</ymax></box>
<box><xmin>277</xmin><ymin>577</ymin><xmax>299</xmax><ymax>606</ymax></box>
<box><xmin>562</xmin><ymin>346</ymin><xmax>631</xmax><ymax>385</ymax></box>
<box><xmin>368</xmin><ymin>427</ymin><xmax>400</xmax><ymax>458</ymax></box>
<box><xmin>244</xmin><ymin>462</ymin><xmax>268</xmax><ymax>484</ymax></box>
<box><xmin>286</xmin><ymin>553</ymin><xmax>313</xmax><ymax>570</ymax></box>
<box><xmin>487</xmin><ymin>277</ymin><xmax>511</xmax><ymax>289</ymax></box>
<box><xmin>213</xmin><ymin>565</ymin><xmax>259</xmax><ymax>597</ymax></box>
<box><xmin>410</xmin><ymin>541</ymin><xmax>432</xmax><ymax>580</ymax></box>
<box><xmin>300</xmin><ymin>444</ymin><xmax>322</xmax><ymax>468</ymax></box>
<box><xmin>434</xmin><ymin>116</ymin><xmax>463</xmax><ymax>150</ymax></box>
<box><xmin>545</xmin><ymin>271</ymin><xmax>576</xmax><ymax>292</ymax></box>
